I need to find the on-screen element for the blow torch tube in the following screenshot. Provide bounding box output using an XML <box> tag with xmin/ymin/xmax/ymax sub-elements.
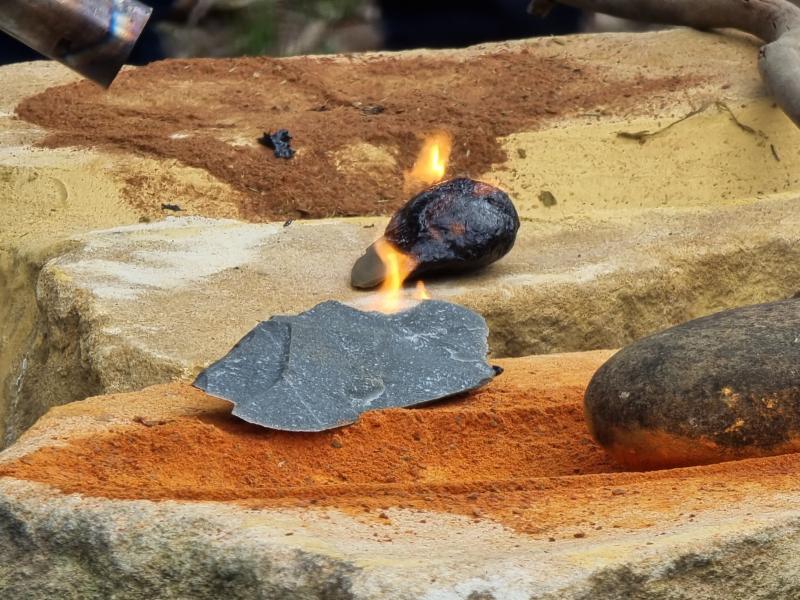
<box><xmin>0</xmin><ymin>0</ymin><xmax>152</xmax><ymax>87</ymax></box>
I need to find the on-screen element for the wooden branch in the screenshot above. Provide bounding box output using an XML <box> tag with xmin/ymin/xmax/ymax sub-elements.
<box><xmin>531</xmin><ymin>0</ymin><xmax>800</xmax><ymax>126</ymax></box>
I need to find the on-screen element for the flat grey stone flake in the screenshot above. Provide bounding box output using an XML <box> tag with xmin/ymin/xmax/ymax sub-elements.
<box><xmin>194</xmin><ymin>300</ymin><xmax>496</xmax><ymax>431</ymax></box>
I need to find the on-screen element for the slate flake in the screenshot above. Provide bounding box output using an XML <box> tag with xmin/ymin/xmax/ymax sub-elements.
<box><xmin>194</xmin><ymin>300</ymin><xmax>496</xmax><ymax>431</ymax></box>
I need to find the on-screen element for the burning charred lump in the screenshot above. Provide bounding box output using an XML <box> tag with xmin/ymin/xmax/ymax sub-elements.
<box><xmin>194</xmin><ymin>300</ymin><xmax>497</xmax><ymax>432</ymax></box>
<box><xmin>351</xmin><ymin>178</ymin><xmax>520</xmax><ymax>289</ymax></box>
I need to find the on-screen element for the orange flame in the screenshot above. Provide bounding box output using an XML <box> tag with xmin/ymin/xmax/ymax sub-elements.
<box><xmin>405</xmin><ymin>131</ymin><xmax>452</xmax><ymax>192</ymax></box>
<box><xmin>370</xmin><ymin>238</ymin><xmax>432</xmax><ymax>313</ymax></box>
<box><xmin>371</xmin><ymin>132</ymin><xmax>448</xmax><ymax>312</ymax></box>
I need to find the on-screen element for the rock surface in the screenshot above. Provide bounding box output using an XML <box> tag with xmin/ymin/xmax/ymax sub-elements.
<box><xmin>8</xmin><ymin>196</ymin><xmax>800</xmax><ymax>446</ymax></box>
<box><xmin>585</xmin><ymin>299</ymin><xmax>800</xmax><ymax>469</ymax></box>
<box><xmin>195</xmin><ymin>300</ymin><xmax>495</xmax><ymax>431</ymax></box>
<box><xmin>5</xmin><ymin>29</ymin><xmax>800</xmax><ymax>445</ymax></box>
<box><xmin>1</xmin><ymin>29</ymin><xmax>800</xmax><ymax>598</ymax></box>
<box><xmin>3</xmin><ymin>351</ymin><xmax>800</xmax><ymax>599</ymax></box>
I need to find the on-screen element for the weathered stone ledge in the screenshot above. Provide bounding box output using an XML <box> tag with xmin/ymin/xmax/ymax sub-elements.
<box><xmin>2</xmin><ymin>352</ymin><xmax>800</xmax><ymax>599</ymax></box>
<box><xmin>6</xmin><ymin>195</ymin><xmax>798</xmax><ymax>445</ymax></box>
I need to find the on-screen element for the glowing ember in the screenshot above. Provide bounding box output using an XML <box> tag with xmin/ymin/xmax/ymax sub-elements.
<box><xmin>405</xmin><ymin>131</ymin><xmax>452</xmax><ymax>191</ymax></box>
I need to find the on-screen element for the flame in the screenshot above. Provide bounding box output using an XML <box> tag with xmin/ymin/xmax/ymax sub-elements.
<box><xmin>371</xmin><ymin>238</ymin><xmax>431</xmax><ymax>313</ymax></box>
<box><xmin>405</xmin><ymin>131</ymin><xmax>452</xmax><ymax>192</ymax></box>
<box><xmin>370</xmin><ymin>132</ymin><xmax>448</xmax><ymax>312</ymax></box>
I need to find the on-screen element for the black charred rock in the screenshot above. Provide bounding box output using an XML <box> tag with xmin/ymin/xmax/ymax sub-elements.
<box><xmin>584</xmin><ymin>299</ymin><xmax>800</xmax><ymax>470</ymax></box>
<box><xmin>351</xmin><ymin>178</ymin><xmax>520</xmax><ymax>289</ymax></box>
<box><xmin>259</xmin><ymin>129</ymin><xmax>295</xmax><ymax>159</ymax></box>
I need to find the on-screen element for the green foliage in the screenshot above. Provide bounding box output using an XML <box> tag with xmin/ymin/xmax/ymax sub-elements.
<box><xmin>237</xmin><ymin>0</ymin><xmax>366</xmax><ymax>56</ymax></box>
<box><xmin>237</xmin><ymin>1</ymin><xmax>279</xmax><ymax>56</ymax></box>
<box><xmin>292</xmin><ymin>0</ymin><xmax>366</xmax><ymax>20</ymax></box>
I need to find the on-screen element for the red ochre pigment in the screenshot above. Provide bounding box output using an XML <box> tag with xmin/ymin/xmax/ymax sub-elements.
<box><xmin>3</xmin><ymin>352</ymin><xmax>797</xmax><ymax>537</ymax></box>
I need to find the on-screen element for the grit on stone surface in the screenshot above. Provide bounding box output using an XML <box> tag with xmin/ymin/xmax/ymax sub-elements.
<box><xmin>4</xmin><ymin>29</ymin><xmax>800</xmax><ymax>445</ymax></box>
<box><xmin>9</xmin><ymin>194</ymin><xmax>799</xmax><ymax>445</ymax></box>
<box><xmin>2</xmin><ymin>27</ymin><xmax>800</xmax><ymax>597</ymax></box>
<box><xmin>2</xmin><ymin>352</ymin><xmax>800</xmax><ymax>599</ymax></box>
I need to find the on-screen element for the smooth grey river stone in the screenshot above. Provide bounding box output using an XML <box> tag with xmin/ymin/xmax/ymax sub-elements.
<box><xmin>194</xmin><ymin>300</ymin><xmax>496</xmax><ymax>431</ymax></box>
<box><xmin>584</xmin><ymin>299</ymin><xmax>800</xmax><ymax>468</ymax></box>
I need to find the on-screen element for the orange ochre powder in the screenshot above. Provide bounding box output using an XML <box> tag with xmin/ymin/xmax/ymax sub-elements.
<box><xmin>2</xmin><ymin>352</ymin><xmax>799</xmax><ymax>536</ymax></box>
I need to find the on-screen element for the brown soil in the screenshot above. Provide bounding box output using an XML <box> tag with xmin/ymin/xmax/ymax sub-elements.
<box><xmin>16</xmin><ymin>48</ymin><xmax>697</xmax><ymax>222</ymax></box>
<box><xmin>3</xmin><ymin>352</ymin><xmax>799</xmax><ymax>537</ymax></box>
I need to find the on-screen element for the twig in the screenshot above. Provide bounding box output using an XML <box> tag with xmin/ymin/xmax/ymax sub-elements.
<box><xmin>616</xmin><ymin>105</ymin><xmax>707</xmax><ymax>142</ymax></box>
<box><xmin>616</xmin><ymin>101</ymin><xmax>770</xmax><ymax>146</ymax></box>
<box><xmin>714</xmin><ymin>101</ymin><xmax>769</xmax><ymax>143</ymax></box>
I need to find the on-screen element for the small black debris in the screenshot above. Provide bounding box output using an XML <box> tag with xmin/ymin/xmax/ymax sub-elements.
<box><xmin>492</xmin><ymin>365</ymin><xmax>505</xmax><ymax>376</ymax></box>
<box><xmin>361</xmin><ymin>104</ymin><xmax>385</xmax><ymax>115</ymax></box>
<box><xmin>283</xmin><ymin>219</ymin><xmax>294</xmax><ymax>228</ymax></box>
<box><xmin>161</xmin><ymin>203</ymin><xmax>183</xmax><ymax>212</ymax></box>
<box><xmin>351</xmin><ymin>101</ymin><xmax>385</xmax><ymax>115</ymax></box>
<box><xmin>259</xmin><ymin>129</ymin><xmax>295</xmax><ymax>159</ymax></box>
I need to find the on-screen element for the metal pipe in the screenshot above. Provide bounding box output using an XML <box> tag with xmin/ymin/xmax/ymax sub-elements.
<box><xmin>0</xmin><ymin>0</ymin><xmax>152</xmax><ymax>87</ymax></box>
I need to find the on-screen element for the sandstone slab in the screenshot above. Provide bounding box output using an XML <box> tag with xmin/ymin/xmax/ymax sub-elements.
<box><xmin>2</xmin><ymin>352</ymin><xmax>800</xmax><ymax>599</ymax></box>
<box><xmin>0</xmin><ymin>28</ymin><xmax>799</xmax><ymax>598</ymax></box>
<box><xmin>4</xmin><ymin>28</ymin><xmax>800</xmax><ymax>446</ymax></box>
<box><xmin>7</xmin><ymin>194</ymin><xmax>799</xmax><ymax>446</ymax></box>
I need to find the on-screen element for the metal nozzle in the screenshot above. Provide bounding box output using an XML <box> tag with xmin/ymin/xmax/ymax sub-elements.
<box><xmin>0</xmin><ymin>0</ymin><xmax>152</xmax><ymax>87</ymax></box>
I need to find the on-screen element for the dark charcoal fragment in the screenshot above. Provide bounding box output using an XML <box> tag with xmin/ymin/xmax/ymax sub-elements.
<box><xmin>194</xmin><ymin>300</ymin><xmax>496</xmax><ymax>432</ymax></box>
<box><xmin>351</xmin><ymin>178</ymin><xmax>520</xmax><ymax>289</ymax></box>
<box><xmin>161</xmin><ymin>203</ymin><xmax>183</xmax><ymax>212</ymax></box>
<box><xmin>258</xmin><ymin>129</ymin><xmax>295</xmax><ymax>159</ymax></box>
<box><xmin>361</xmin><ymin>104</ymin><xmax>385</xmax><ymax>115</ymax></box>
<box><xmin>584</xmin><ymin>299</ymin><xmax>800</xmax><ymax>469</ymax></box>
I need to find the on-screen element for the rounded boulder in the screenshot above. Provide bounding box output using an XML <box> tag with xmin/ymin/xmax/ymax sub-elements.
<box><xmin>584</xmin><ymin>299</ymin><xmax>800</xmax><ymax>469</ymax></box>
